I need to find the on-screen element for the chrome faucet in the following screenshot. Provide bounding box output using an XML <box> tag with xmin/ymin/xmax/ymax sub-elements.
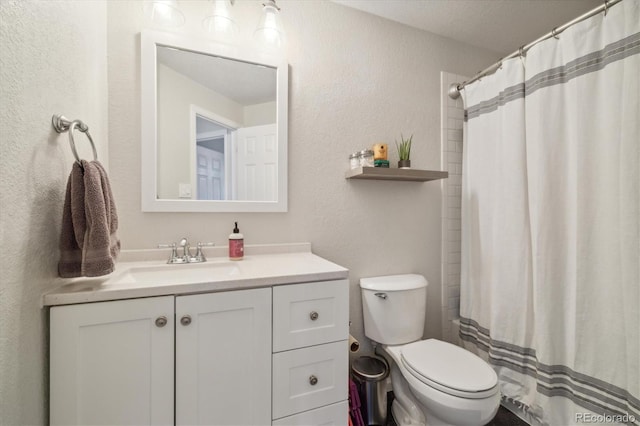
<box><xmin>158</xmin><ymin>238</ymin><xmax>215</xmax><ymax>264</ymax></box>
<box><xmin>179</xmin><ymin>237</ymin><xmax>192</xmax><ymax>261</ymax></box>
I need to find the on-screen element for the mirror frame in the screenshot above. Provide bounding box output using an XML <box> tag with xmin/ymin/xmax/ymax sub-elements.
<box><xmin>140</xmin><ymin>30</ymin><xmax>288</xmax><ymax>212</ymax></box>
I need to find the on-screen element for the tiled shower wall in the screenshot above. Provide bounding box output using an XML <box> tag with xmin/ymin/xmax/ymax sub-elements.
<box><xmin>440</xmin><ymin>72</ymin><xmax>467</xmax><ymax>343</ymax></box>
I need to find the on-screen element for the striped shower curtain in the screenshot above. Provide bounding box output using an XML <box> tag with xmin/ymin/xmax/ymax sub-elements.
<box><xmin>459</xmin><ymin>1</ymin><xmax>639</xmax><ymax>425</ymax></box>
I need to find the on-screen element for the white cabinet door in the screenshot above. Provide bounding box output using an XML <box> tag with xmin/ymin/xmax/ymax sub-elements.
<box><xmin>176</xmin><ymin>288</ymin><xmax>272</xmax><ymax>425</ymax></box>
<box><xmin>50</xmin><ymin>296</ymin><xmax>174</xmax><ymax>426</ymax></box>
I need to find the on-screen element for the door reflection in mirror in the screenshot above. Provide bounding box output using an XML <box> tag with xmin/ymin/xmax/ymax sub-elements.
<box><xmin>195</xmin><ymin>115</ymin><xmax>231</xmax><ymax>201</ymax></box>
<box><xmin>191</xmin><ymin>113</ymin><xmax>278</xmax><ymax>202</ymax></box>
<box><xmin>236</xmin><ymin>123</ymin><xmax>277</xmax><ymax>201</ymax></box>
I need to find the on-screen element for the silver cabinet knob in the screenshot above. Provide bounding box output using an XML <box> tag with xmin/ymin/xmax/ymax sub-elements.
<box><xmin>309</xmin><ymin>375</ymin><xmax>318</xmax><ymax>386</ymax></box>
<box><xmin>309</xmin><ymin>311</ymin><xmax>319</xmax><ymax>321</ymax></box>
<box><xmin>180</xmin><ymin>315</ymin><xmax>192</xmax><ymax>326</ymax></box>
<box><xmin>155</xmin><ymin>316</ymin><xmax>167</xmax><ymax>328</ymax></box>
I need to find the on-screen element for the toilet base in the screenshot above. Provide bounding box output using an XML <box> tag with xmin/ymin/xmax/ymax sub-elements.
<box><xmin>391</xmin><ymin>399</ymin><xmax>456</xmax><ymax>426</ymax></box>
<box><xmin>391</xmin><ymin>399</ymin><xmax>423</xmax><ymax>426</ymax></box>
<box><xmin>380</xmin><ymin>343</ymin><xmax>500</xmax><ymax>426</ymax></box>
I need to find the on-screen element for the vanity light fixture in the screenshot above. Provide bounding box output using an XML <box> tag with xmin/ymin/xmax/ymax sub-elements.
<box><xmin>144</xmin><ymin>0</ymin><xmax>185</xmax><ymax>28</ymax></box>
<box><xmin>145</xmin><ymin>0</ymin><xmax>285</xmax><ymax>50</ymax></box>
<box><xmin>254</xmin><ymin>0</ymin><xmax>285</xmax><ymax>50</ymax></box>
<box><xmin>203</xmin><ymin>0</ymin><xmax>239</xmax><ymax>43</ymax></box>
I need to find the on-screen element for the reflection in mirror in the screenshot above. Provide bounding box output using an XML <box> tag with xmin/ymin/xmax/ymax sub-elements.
<box><xmin>195</xmin><ymin>114</ymin><xmax>229</xmax><ymax>200</ymax></box>
<box><xmin>156</xmin><ymin>46</ymin><xmax>277</xmax><ymax>202</ymax></box>
<box><xmin>141</xmin><ymin>31</ymin><xmax>288</xmax><ymax>212</ymax></box>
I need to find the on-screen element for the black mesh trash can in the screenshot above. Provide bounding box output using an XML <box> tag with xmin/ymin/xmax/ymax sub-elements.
<box><xmin>352</xmin><ymin>356</ymin><xmax>389</xmax><ymax>426</ymax></box>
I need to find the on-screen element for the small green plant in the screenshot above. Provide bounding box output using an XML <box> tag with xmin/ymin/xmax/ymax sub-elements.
<box><xmin>395</xmin><ymin>134</ymin><xmax>413</xmax><ymax>160</ymax></box>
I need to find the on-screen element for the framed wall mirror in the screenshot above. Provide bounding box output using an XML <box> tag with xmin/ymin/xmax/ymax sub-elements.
<box><xmin>141</xmin><ymin>31</ymin><xmax>288</xmax><ymax>212</ymax></box>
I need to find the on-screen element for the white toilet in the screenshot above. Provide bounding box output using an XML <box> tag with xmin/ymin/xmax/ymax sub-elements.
<box><xmin>360</xmin><ymin>274</ymin><xmax>500</xmax><ymax>426</ymax></box>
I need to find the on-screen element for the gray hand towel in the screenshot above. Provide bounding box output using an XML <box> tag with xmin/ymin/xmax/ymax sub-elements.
<box><xmin>58</xmin><ymin>163</ymin><xmax>84</xmax><ymax>277</ymax></box>
<box><xmin>58</xmin><ymin>160</ymin><xmax>121</xmax><ymax>278</ymax></box>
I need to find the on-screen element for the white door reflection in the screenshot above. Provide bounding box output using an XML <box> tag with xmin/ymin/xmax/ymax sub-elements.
<box><xmin>236</xmin><ymin>124</ymin><xmax>277</xmax><ymax>201</ymax></box>
<box><xmin>195</xmin><ymin>116</ymin><xmax>231</xmax><ymax>200</ymax></box>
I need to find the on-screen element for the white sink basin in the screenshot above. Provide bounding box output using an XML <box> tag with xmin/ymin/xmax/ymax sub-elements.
<box><xmin>113</xmin><ymin>261</ymin><xmax>241</xmax><ymax>286</ymax></box>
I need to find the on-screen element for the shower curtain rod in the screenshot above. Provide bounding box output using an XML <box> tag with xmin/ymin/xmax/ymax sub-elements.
<box><xmin>448</xmin><ymin>0</ymin><xmax>624</xmax><ymax>99</ymax></box>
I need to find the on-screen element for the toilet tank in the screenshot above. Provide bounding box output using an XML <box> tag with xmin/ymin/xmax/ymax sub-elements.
<box><xmin>360</xmin><ymin>274</ymin><xmax>427</xmax><ymax>345</ymax></box>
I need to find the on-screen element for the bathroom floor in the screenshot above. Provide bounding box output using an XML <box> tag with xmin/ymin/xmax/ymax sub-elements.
<box><xmin>486</xmin><ymin>406</ymin><xmax>529</xmax><ymax>426</ymax></box>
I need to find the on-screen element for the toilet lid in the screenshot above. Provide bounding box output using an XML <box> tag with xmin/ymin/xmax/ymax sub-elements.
<box><xmin>401</xmin><ymin>339</ymin><xmax>498</xmax><ymax>397</ymax></box>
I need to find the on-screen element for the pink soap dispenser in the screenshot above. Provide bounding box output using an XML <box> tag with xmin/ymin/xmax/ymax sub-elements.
<box><xmin>229</xmin><ymin>222</ymin><xmax>244</xmax><ymax>260</ymax></box>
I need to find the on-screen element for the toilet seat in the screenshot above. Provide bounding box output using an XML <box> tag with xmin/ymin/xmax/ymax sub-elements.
<box><xmin>400</xmin><ymin>339</ymin><xmax>498</xmax><ymax>399</ymax></box>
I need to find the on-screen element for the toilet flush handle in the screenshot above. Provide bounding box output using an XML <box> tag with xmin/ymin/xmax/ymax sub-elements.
<box><xmin>374</xmin><ymin>292</ymin><xmax>387</xmax><ymax>300</ymax></box>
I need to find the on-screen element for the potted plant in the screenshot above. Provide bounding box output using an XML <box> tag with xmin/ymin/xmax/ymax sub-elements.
<box><xmin>396</xmin><ymin>134</ymin><xmax>413</xmax><ymax>168</ymax></box>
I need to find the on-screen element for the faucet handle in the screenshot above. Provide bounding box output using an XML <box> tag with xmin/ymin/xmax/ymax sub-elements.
<box><xmin>158</xmin><ymin>243</ymin><xmax>181</xmax><ymax>264</ymax></box>
<box><xmin>197</xmin><ymin>242</ymin><xmax>216</xmax><ymax>249</ymax></box>
<box><xmin>191</xmin><ymin>242</ymin><xmax>215</xmax><ymax>263</ymax></box>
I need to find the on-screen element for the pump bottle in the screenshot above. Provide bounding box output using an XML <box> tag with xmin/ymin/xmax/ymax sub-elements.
<box><xmin>229</xmin><ymin>222</ymin><xmax>244</xmax><ymax>260</ymax></box>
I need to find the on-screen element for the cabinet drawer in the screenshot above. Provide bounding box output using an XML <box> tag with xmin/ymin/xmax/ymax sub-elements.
<box><xmin>273</xmin><ymin>280</ymin><xmax>349</xmax><ymax>352</ymax></box>
<box><xmin>273</xmin><ymin>341</ymin><xmax>349</xmax><ymax>419</ymax></box>
<box><xmin>272</xmin><ymin>401</ymin><xmax>348</xmax><ymax>425</ymax></box>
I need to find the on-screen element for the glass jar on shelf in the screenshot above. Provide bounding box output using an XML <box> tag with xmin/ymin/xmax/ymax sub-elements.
<box><xmin>359</xmin><ymin>149</ymin><xmax>374</xmax><ymax>167</ymax></box>
<box><xmin>349</xmin><ymin>152</ymin><xmax>361</xmax><ymax>169</ymax></box>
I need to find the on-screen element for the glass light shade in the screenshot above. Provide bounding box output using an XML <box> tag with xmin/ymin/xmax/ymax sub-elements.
<box><xmin>145</xmin><ymin>0</ymin><xmax>185</xmax><ymax>27</ymax></box>
<box><xmin>254</xmin><ymin>2</ymin><xmax>285</xmax><ymax>50</ymax></box>
<box><xmin>203</xmin><ymin>0</ymin><xmax>238</xmax><ymax>42</ymax></box>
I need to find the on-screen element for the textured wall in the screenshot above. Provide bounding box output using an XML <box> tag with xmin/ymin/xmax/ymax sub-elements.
<box><xmin>0</xmin><ymin>1</ymin><xmax>108</xmax><ymax>424</ymax></box>
<box><xmin>107</xmin><ymin>0</ymin><xmax>498</xmax><ymax>356</ymax></box>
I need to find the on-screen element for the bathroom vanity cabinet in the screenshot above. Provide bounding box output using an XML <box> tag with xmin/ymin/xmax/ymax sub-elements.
<box><xmin>48</xmin><ymin>251</ymin><xmax>349</xmax><ymax>426</ymax></box>
<box><xmin>50</xmin><ymin>289</ymin><xmax>273</xmax><ymax>425</ymax></box>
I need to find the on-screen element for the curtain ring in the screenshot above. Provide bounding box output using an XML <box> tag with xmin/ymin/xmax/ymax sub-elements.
<box><xmin>551</xmin><ymin>27</ymin><xmax>560</xmax><ymax>39</ymax></box>
<box><xmin>603</xmin><ymin>0</ymin><xmax>608</xmax><ymax>16</ymax></box>
<box><xmin>68</xmin><ymin>120</ymin><xmax>98</xmax><ymax>167</ymax></box>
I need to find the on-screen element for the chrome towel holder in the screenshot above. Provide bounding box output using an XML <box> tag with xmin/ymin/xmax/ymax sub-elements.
<box><xmin>52</xmin><ymin>114</ymin><xmax>98</xmax><ymax>166</ymax></box>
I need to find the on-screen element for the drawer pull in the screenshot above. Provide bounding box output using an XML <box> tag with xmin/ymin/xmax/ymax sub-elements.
<box><xmin>309</xmin><ymin>375</ymin><xmax>318</xmax><ymax>386</ymax></box>
<box><xmin>155</xmin><ymin>316</ymin><xmax>167</xmax><ymax>327</ymax></box>
<box><xmin>180</xmin><ymin>315</ymin><xmax>192</xmax><ymax>326</ymax></box>
<box><xmin>309</xmin><ymin>311</ymin><xmax>319</xmax><ymax>321</ymax></box>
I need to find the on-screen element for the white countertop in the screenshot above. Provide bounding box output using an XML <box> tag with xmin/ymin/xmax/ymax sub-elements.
<box><xmin>43</xmin><ymin>243</ymin><xmax>348</xmax><ymax>306</ymax></box>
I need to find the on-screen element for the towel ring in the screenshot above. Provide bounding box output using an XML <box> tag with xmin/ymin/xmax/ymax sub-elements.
<box><xmin>52</xmin><ymin>114</ymin><xmax>98</xmax><ymax>166</ymax></box>
<box><xmin>68</xmin><ymin>120</ymin><xmax>97</xmax><ymax>166</ymax></box>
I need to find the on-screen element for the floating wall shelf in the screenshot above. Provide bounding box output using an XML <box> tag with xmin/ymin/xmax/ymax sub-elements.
<box><xmin>345</xmin><ymin>167</ymin><xmax>448</xmax><ymax>182</ymax></box>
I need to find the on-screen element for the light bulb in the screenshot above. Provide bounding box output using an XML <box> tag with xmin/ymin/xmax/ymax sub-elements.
<box><xmin>145</xmin><ymin>0</ymin><xmax>185</xmax><ymax>27</ymax></box>
<box><xmin>254</xmin><ymin>0</ymin><xmax>285</xmax><ymax>50</ymax></box>
<box><xmin>203</xmin><ymin>0</ymin><xmax>238</xmax><ymax>43</ymax></box>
